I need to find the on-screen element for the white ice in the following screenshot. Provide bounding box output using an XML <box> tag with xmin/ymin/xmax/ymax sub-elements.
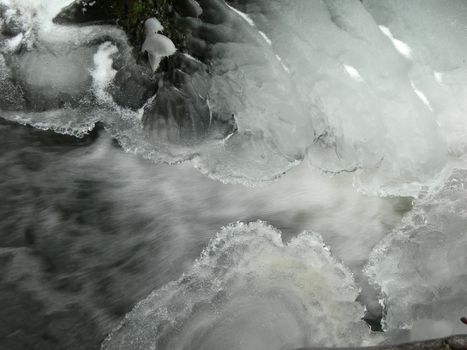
<box><xmin>102</xmin><ymin>221</ymin><xmax>374</xmax><ymax>350</ymax></box>
<box><xmin>142</xmin><ymin>18</ymin><xmax>176</xmax><ymax>72</ymax></box>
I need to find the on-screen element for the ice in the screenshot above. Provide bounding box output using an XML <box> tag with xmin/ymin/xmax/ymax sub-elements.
<box><xmin>0</xmin><ymin>0</ymin><xmax>75</xmax><ymax>39</ymax></box>
<box><xmin>409</xmin><ymin>80</ymin><xmax>433</xmax><ymax>112</ymax></box>
<box><xmin>258</xmin><ymin>30</ymin><xmax>272</xmax><ymax>45</ymax></box>
<box><xmin>365</xmin><ymin>168</ymin><xmax>467</xmax><ymax>340</ymax></box>
<box><xmin>102</xmin><ymin>221</ymin><xmax>373</xmax><ymax>350</ymax></box>
<box><xmin>1</xmin><ymin>0</ymin><xmax>467</xmax><ymax>193</ymax></box>
<box><xmin>378</xmin><ymin>25</ymin><xmax>412</xmax><ymax>59</ymax></box>
<box><xmin>0</xmin><ymin>1</ymin><xmax>466</xmax><ymax>347</ymax></box>
<box><xmin>144</xmin><ymin>18</ymin><xmax>164</xmax><ymax>35</ymax></box>
<box><xmin>363</xmin><ymin>0</ymin><xmax>467</xmax><ymax>71</ymax></box>
<box><xmin>225</xmin><ymin>0</ymin><xmax>466</xmax><ymax>194</ymax></box>
<box><xmin>13</xmin><ymin>47</ymin><xmax>94</xmax><ymax>105</ymax></box>
<box><xmin>142</xmin><ymin>18</ymin><xmax>176</xmax><ymax>72</ymax></box>
<box><xmin>343</xmin><ymin>64</ymin><xmax>364</xmax><ymax>82</ymax></box>
<box><xmin>225</xmin><ymin>2</ymin><xmax>255</xmax><ymax>26</ymax></box>
<box><xmin>0</xmin><ymin>0</ymin><xmax>144</xmax><ymax>136</ymax></box>
<box><xmin>0</xmin><ymin>109</ymin><xmax>101</xmax><ymax>137</ymax></box>
<box><xmin>186</xmin><ymin>0</ymin><xmax>202</xmax><ymax>17</ymax></box>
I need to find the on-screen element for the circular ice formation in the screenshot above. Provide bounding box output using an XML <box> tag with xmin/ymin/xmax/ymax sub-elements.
<box><xmin>102</xmin><ymin>221</ymin><xmax>372</xmax><ymax>350</ymax></box>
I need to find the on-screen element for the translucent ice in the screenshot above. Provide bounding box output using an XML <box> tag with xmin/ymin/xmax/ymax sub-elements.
<box><xmin>222</xmin><ymin>0</ymin><xmax>467</xmax><ymax>194</ymax></box>
<box><xmin>1</xmin><ymin>0</ymin><xmax>467</xmax><ymax>193</ymax></box>
<box><xmin>365</xmin><ymin>168</ymin><xmax>467</xmax><ymax>339</ymax></box>
<box><xmin>102</xmin><ymin>221</ymin><xmax>372</xmax><ymax>350</ymax></box>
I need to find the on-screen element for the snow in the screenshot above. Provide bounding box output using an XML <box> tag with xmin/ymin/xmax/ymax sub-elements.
<box><xmin>142</xmin><ymin>18</ymin><xmax>176</xmax><ymax>72</ymax></box>
<box><xmin>144</xmin><ymin>17</ymin><xmax>164</xmax><ymax>34</ymax></box>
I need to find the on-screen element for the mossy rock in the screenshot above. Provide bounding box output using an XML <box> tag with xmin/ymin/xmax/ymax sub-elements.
<box><xmin>55</xmin><ymin>0</ymin><xmax>186</xmax><ymax>49</ymax></box>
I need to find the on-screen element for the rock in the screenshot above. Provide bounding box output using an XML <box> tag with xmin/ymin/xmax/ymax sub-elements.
<box><xmin>53</xmin><ymin>0</ymin><xmax>118</xmax><ymax>26</ymax></box>
<box><xmin>109</xmin><ymin>64</ymin><xmax>157</xmax><ymax>109</ymax></box>
<box><xmin>296</xmin><ymin>335</ymin><xmax>467</xmax><ymax>350</ymax></box>
<box><xmin>54</xmin><ymin>0</ymin><xmax>188</xmax><ymax>49</ymax></box>
<box><xmin>53</xmin><ymin>0</ymin><xmax>237</xmax><ymax>139</ymax></box>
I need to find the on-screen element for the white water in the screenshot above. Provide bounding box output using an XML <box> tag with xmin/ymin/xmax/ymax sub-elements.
<box><xmin>1</xmin><ymin>0</ymin><xmax>466</xmax><ymax>349</ymax></box>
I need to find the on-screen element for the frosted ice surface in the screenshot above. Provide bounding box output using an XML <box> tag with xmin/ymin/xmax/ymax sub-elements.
<box><xmin>363</xmin><ymin>0</ymin><xmax>467</xmax><ymax>70</ymax></box>
<box><xmin>102</xmin><ymin>222</ymin><xmax>373</xmax><ymax>350</ymax></box>
<box><xmin>1</xmin><ymin>0</ymin><xmax>467</xmax><ymax>192</ymax></box>
<box><xmin>227</xmin><ymin>0</ymin><xmax>467</xmax><ymax>194</ymax></box>
<box><xmin>365</xmin><ymin>168</ymin><xmax>467</xmax><ymax>338</ymax></box>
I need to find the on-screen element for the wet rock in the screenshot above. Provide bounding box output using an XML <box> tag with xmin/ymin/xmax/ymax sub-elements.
<box><xmin>297</xmin><ymin>335</ymin><xmax>467</xmax><ymax>350</ymax></box>
<box><xmin>109</xmin><ymin>63</ymin><xmax>157</xmax><ymax>110</ymax></box>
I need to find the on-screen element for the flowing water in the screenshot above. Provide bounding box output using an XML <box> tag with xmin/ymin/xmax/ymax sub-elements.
<box><xmin>0</xmin><ymin>0</ymin><xmax>466</xmax><ymax>349</ymax></box>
